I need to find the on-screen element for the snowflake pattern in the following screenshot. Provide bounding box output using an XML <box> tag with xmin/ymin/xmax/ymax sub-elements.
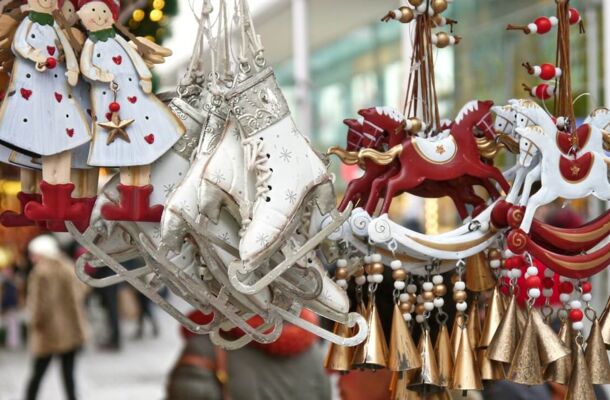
<box><xmin>256</xmin><ymin>233</ymin><xmax>269</xmax><ymax>247</ymax></box>
<box><xmin>211</xmin><ymin>169</ymin><xmax>225</xmax><ymax>184</ymax></box>
<box><xmin>163</xmin><ymin>183</ymin><xmax>176</xmax><ymax>197</ymax></box>
<box><xmin>285</xmin><ymin>189</ymin><xmax>297</xmax><ymax>205</ymax></box>
<box><xmin>218</xmin><ymin>232</ymin><xmax>230</xmax><ymax>242</ymax></box>
<box><xmin>152</xmin><ymin>226</ymin><xmax>161</xmax><ymax>240</ymax></box>
<box><xmin>279</xmin><ymin>147</ymin><xmax>292</xmax><ymax>163</ymax></box>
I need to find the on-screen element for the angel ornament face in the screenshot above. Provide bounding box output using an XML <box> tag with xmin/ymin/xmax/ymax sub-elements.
<box><xmin>77</xmin><ymin>0</ymin><xmax>185</xmax><ymax>222</ymax></box>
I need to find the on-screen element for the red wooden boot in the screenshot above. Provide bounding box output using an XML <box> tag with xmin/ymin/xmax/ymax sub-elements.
<box><xmin>101</xmin><ymin>184</ymin><xmax>163</xmax><ymax>222</ymax></box>
<box><xmin>24</xmin><ymin>181</ymin><xmax>87</xmax><ymax>222</ymax></box>
<box><xmin>0</xmin><ymin>192</ymin><xmax>42</xmax><ymax>227</ymax></box>
<box><xmin>46</xmin><ymin>197</ymin><xmax>97</xmax><ymax>233</ymax></box>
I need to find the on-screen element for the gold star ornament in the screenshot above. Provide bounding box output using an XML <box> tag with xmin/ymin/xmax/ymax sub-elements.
<box><xmin>436</xmin><ymin>145</ymin><xmax>446</xmax><ymax>155</ymax></box>
<box><xmin>98</xmin><ymin>112</ymin><xmax>135</xmax><ymax>145</ymax></box>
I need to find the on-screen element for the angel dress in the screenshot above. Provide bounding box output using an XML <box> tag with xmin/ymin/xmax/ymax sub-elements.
<box><xmin>0</xmin><ymin>11</ymin><xmax>90</xmax><ymax>157</ymax></box>
<box><xmin>82</xmin><ymin>28</ymin><xmax>184</xmax><ymax>167</ymax></box>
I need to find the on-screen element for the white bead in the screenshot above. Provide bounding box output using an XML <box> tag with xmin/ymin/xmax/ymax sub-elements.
<box><xmin>542</xmin><ymin>289</ymin><xmax>553</xmax><ymax>297</ymax></box>
<box><xmin>528</xmin><ymin>288</ymin><xmax>541</xmax><ymax>299</ymax></box>
<box><xmin>372</xmin><ymin>274</ymin><xmax>384</xmax><ymax>283</ymax></box>
<box><xmin>336</xmin><ymin>279</ymin><xmax>348</xmax><ymax>289</ymax></box>
<box><xmin>432</xmin><ymin>275</ymin><xmax>444</xmax><ymax>285</ymax></box>
<box><xmin>367</xmin><ymin>275</ymin><xmax>375</xmax><ymax>283</ymax></box>
<box><xmin>399</xmin><ymin>293</ymin><xmax>409</xmax><ymax>302</ymax></box>
<box><xmin>364</xmin><ymin>255</ymin><xmax>372</xmax><ymax>264</ymax></box>
<box><xmin>449</xmin><ymin>36</ymin><xmax>456</xmax><ymax>45</ymax></box>
<box><xmin>555</xmin><ymin>68</ymin><xmax>562</xmax><ymax>77</ymax></box>
<box><xmin>454</xmin><ymin>281</ymin><xmax>466</xmax><ymax>291</ymax></box>
<box><xmin>416</xmin><ymin>295</ymin><xmax>423</xmax><ymax>304</ymax></box>
<box><xmin>403</xmin><ymin>313</ymin><xmax>412</xmax><ymax>322</ymax></box>
<box><xmin>415</xmin><ymin>314</ymin><xmax>425</xmax><ymax>324</ymax></box>
<box><xmin>527</xmin><ymin>266</ymin><xmax>539</xmax><ymax>276</ymax></box>
<box><xmin>407</xmin><ymin>284</ymin><xmax>418</xmax><ymax>294</ymax></box>
<box><xmin>434</xmin><ymin>298</ymin><xmax>445</xmax><ymax>308</ymax></box>
<box><xmin>570</xmin><ymin>300</ymin><xmax>582</xmax><ymax>310</ymax></box>
<box><xmin>504</xmin><ymin>249</ymin><xmax>515</xmax><ymax>258</ymax></box>
<box><xmin>527</xmin><ymin>23</ymin><xmax>538</xmax><ymax>33</ymax></box>
<box><xmin>355</xmin><ymin>276</ymin><xmax>367</xmax><ymax>286</ymax></box>
<box><xmin>582</xmin><ymin>293</ymin><xmax>592</xmax><ymax>302</ymax></box>
<box><xmin>337</xmin><ymin>259</ymin><xmax>348</xmax><ymax>268</ymax></box>
<box><xmin>489</xmin><ymin>259</ymin><xmax>501</xmax><ymax>269</ymax></box>
<box><xmin>509</xmin><ymin>269</ymin><xmax>522</xmax><ymax>279</ymax></box>
<box><xmin>431</xmin><ymin>34</ymin><xmax>438</xmax><ymax>44</ymax></box>
<box><xmin>479</xmin><ymin>221</ymin><xmax>490</xmax><ymax>232</ymax></box>
<box><xmin>423</xmin><ymin>282</ymin><xmax>434</xmax><ymax>292</ymax></box>
<box><xmin>424</xmin><ymin>302</ymin><xmax>435</xmax><ymax>311</ymax></box>
<box><xmin>501</xmin><ymin>269</ymin><xmax>509</xmax><ymax>278</ymax></box>
<box><xmin>544</xmin><ymin>268</ymin><xmax>554</xmax><ymax>278</ymax></box>
<box><xmin>394</xmin><ymin>281</ymin><xmax>406</xmax><ymax>290</ymax></box>
<box><xmin>549</xmin><ymin>16</ymin><xmax>558</xmax><ymax>26</ymax></box>
<box><xmin>572</xmin><ymin>321</ymin><xmax>584</xmax><ymax>331</ymax></box>
<box><xmin>524</xmin><ymin>273</ymin><xmax>530</xmax><ymax>280</ymax></box>
<box><xmin>456</xmin><ymin>302</ymin><xmax>468</xmax><ymax>312</ymax></box>
<box><xmin>416</xmin><ymin>2</ymin><xmax>427</xmax><ymax>13</ymax></box>
<box><xmin>392</xmin><ymin>9</ymin><xmax>402</xmax><ymax>19</ymax></box>
<box><xmin>371</xmin><ymin>254</ymin><xmax>382</xmax><ymax>263</ymax></box>
<box><xmin>533</xmin><ymin>65</ymin><xmax>541</xmax><ymax>76</ymax></box>
<box><xmin>559</xmin><ymin>293</ymin><xmax>571</xmax><ymax>303</ymax></box>
<box><xmin>390</xmin><ymin>260</ymin><xmax>402</xmax><ymax>270</ymax></box>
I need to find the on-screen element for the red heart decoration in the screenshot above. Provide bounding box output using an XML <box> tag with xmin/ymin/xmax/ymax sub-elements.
<box><xmin>105</xmin><ymin>112</ymin><xmax>112</xmax><ymax>121</ymax></box>
<box><xmin>47</xmin><ymin>46</ymin><xmax>55</xmax><ymax>56</ymax></box>
<box><xmin>127</xmin><ymin>96</ymin><xmax>137</xmax><ymax>104</ymax></box>
<box><xmin>54</xmin><ymin>92</ymin><xmax>63</xmax><ymax>103</ymax></box>
<box><xmin>144</xmin><ymin>134</ymin><xmax>155</xmax><ymax>144</ymax></box>
<box><xmin>112</xmin><ymin>55</ymin><xmax>122</xmax><ymax>65</ymax></box>
<box><xmin>66</xmin><ymin>128</ymin><xmax>75</xmax><ymax>137</ymax></box>
<box><xmin>20</xmin><ymin>88</ymin><xmax>32</xmax><ymax>100</ymax></box>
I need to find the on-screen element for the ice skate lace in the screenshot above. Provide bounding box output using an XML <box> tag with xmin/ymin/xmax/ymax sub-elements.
<box><xmin>239</xmin><ymin>136</ymin><xmax>272</xmax><ymax>237</ymax></box>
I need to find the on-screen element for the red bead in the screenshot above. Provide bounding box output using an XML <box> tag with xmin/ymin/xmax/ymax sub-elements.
<box><xmin>559</xmin><ymin>281</ymin><xmax>574</xmax><ymax>294</ymax></box>
<box><xmin>543</xmin><ymin>277</ymin><xmax>555</xmax><ymax>289</ymax></box>
<box><xmin>569</xmin><ymin>308</ymin><xmax>583</xmax><ymax>322</ymax></box>
<box><xmin>46</xmin><ymin>57</ymin><xmax>57</xmax><ymax>69</ymax></box>
<box><xmin>534</xmin><ymin>84</ymin><xmax>553</xmax><ymax>100</ymax></box>
<box><xmin>534</xmin><ymin>17</ymin><xmax>552</xmax><ymax>34</ymax></box>
<box><xmin>581</xmin><ymin>281</ymin><xmax>592</xmax><ymax>294</ymax></box>
<box><xmin>109</xmin><ymin>102</ymin><xmax>121</xmax><ymax>112</ymax></box>
<box><xmin>569</xmin><ymin>8</ymin><xmax>580</xmax><ymax>25</ymax></box>
<box><xmin>504</xmin><ymin>257</ymin><xmax>517</xmax><ymax>269</ymax></box>
<box><xmin>539</xmin><ymin>64</ymin><xmax>556</xmax><ymax>80</ymax></box>
<box><xmin>526</xmin><ymin>276</ymin><xmax>541</xmax><ymax>289</ymax></box>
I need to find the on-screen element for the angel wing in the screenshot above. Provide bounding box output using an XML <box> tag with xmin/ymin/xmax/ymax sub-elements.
<box><xmin>128</xmin><ymin>37</ymin><xmax>173</xmax><ymax>69</ymax></box>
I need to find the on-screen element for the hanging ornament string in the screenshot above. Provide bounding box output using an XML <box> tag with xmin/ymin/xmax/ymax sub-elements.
<box><xmin>238</xmin><ymin>0</ymin><xmax>265</xmax><ymax>73</ymax></box>
<box><xmin>179</xmin><ymin>0</ymin><xmax>212</xmax><ymax>92</ymax></box>
<box><xmin>554</xmin><ymin>0</ymin><xmax>575</xmax><ymax>129</ymax></box>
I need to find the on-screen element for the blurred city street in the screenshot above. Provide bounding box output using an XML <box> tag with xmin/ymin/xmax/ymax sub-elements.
<box><xmin>0</xmin><ymin>313</ymin><xmax>181</xmax><ymax>400</ymax></box>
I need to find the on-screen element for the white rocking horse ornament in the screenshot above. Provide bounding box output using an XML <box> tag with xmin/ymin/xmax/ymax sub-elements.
<box><xmin>509</xmin><ymin>125</ymin><xmax>610</xmax><ymax>241</ymax></box>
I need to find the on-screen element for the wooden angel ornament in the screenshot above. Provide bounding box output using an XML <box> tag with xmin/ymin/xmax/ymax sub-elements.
<box><xmin>0</xmin><ymin>0</ymin><xmax>91</xmax><ymax>226</ymax></box>
<box><xmin>76</xmin><ymin>0</ymin><xmax>185</xmax><ymax>222</ymax></box>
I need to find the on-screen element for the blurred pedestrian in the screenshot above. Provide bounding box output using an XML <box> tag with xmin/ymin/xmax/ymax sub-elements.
<box><xmin>1</xmin><ymin>265</ymin><xmax>21</xmax><ymax>350</ymax></box>
<box><xmin>25</xmin><ymin>235</ymin><xmax>88</xmax><ymax>400</ymax></box>
<box><xmin>166</xmin><ymin>309</ymin><xmax>331</xmax><ymax>400</ymax></box>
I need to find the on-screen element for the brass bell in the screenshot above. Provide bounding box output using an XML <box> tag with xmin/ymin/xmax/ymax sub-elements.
<box><xmin>544</xmin><ymin>319</ymin><xmax>573</xmax><ymax>385</ymax></box>
<box><xmin>584</xmin><ymin>318</ymin><xmax>610</xmax><ymax>384</ymax></box>
<box><xmin>566</xmin><ymin>342</ymin><xmax>596</xmax><ymax>400</ymax></box>
<box><xmin>435</xmin><ymin>324</ymin><xmax>453</xmax><ymax>387</ymax></box>
<box><xmin>323</xmin><ymin>322</ymin><xmax>354</xmax><ymax>372</ymax></box>
<box><xmin>478</xmin><ymin>348</ymin><xmax>505</xmax><ymax>381</ymax></box>
<box><xmin>488</xmin><ymin>295</ymin><xmax>520</xmax><ymax>364</ymax></box>
<box><xmin>507</xmin><ymin>310</ymin><xmax>544</xmax><ymax>385</ymax></box>
<box><xmin>599</xmin><ymin>295</ymin><xmax>610</xmax><ymax>349</ymax></box>
<box><xmin>467</xmin><ymin>299</ymin><xmax>481</xmax><ymax>351</ymax></box>
<box><xmin>352</xmin><ymin>299</ymin><xmax>389</xmax><ymax>370</ymax></box>
<box><xmin>479</xmin><ymin>286</ymin><xmax>504</xmax><ymax>348</ymax></box>
<box><xmin>408</xmin><ymin>328</ymin><xmax>442</xmax><ymax>393</ymax></box>
<box><xmin>451</xmin><ymin>325</ymin><xmax>483</xmax><ymax>391</ymax></box>
<box><xmin>389</xmin><ymin>304</ymin><xmax>421</xmax><ymax>372</ymax></box>
<box><xmin>531</xmin><ymin>308</ymin><xmax>569</xmax><ymax>367</ymax></box>
<box><xmin>451</xmin><ymin>313</ymin><xmax>465</xmax><ymax>361</ymax></box>
<box><xmin>464</xmin><ymin>252</ymin><xmax>496</xmax><ymax>292</ymax></box>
